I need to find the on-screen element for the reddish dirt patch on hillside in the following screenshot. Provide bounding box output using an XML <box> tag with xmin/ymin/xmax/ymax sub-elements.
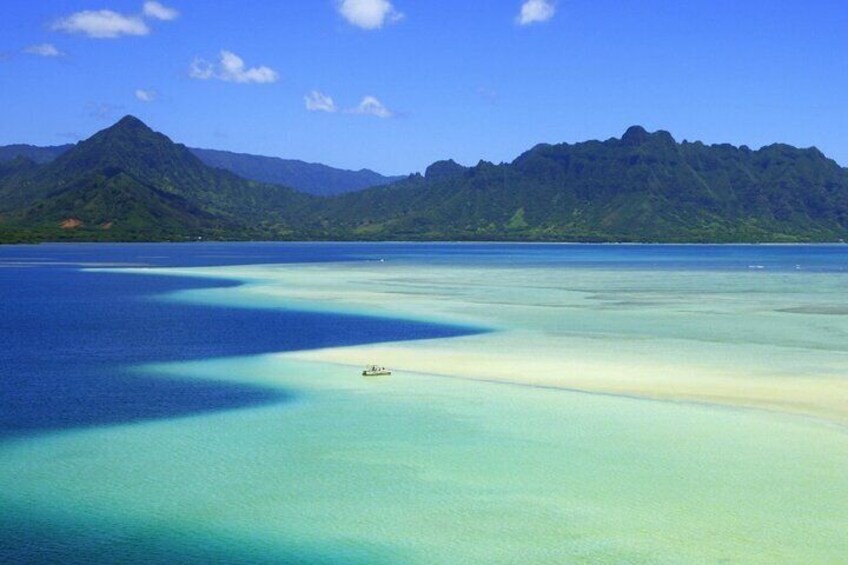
<box><xmin>60</xmin><ymin>218</ymin><xmax>82</xmax><ymax>229</ymax></box>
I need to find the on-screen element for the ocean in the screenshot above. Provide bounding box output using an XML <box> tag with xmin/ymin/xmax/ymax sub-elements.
<box><xmin>1</xmin><ymin>242</ymin><xmax>847</xmax><ymax>563</ymax></box>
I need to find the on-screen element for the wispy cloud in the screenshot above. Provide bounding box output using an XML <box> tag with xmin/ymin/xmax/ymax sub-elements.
<box><xmin>52</xmin><ymin>10</ymin><xmax>150</xmax><ymax>38</ymax></box>
<box><xmin>24</xmin><ymin>43</ymin><xmax>64</xmax><ymax>57</ymax></box>
<box><xmin>350</xmin><ymin>96</ymin><xmax>393</xmax><ymax>118</ymax></box>
<box><xmin>86</xmin><ymin>102</ymin><xmax>124</xmax><ymax>120</ymax></box>
<box><xmin>190</xmin><ymin>50</ymin><xmax>278</xmax><ymax>84</ymax></box>
<box><xmin>305</xmin><ymin>91</ymin><xmax>337</xmax><ymax>113</ymax></box>
<box><xmin>337</xmin><ymin>0</ymin><xmax>403</xmax><ymax>30</ymax></box>
<box><xmin>142</xmin><ymin>1</ymin><xmax>179</xmax><ymax>21</ymax></box>
<box><xmin>517</xmin><ymin>0</ymin><xmax>556</xmax><ymax>25</ymax></box>
<box><xmin>305</xmin><ymin>92</ymin><xmax>394</xmax><ymax>117</ymax></box>
<box><xmin>135</xmin><ymin>89</ymin><xmax>156</xmax><ymax>102</ymax></box>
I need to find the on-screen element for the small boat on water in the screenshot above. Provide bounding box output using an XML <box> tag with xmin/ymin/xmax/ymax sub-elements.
<box><xmin>362</xmin><ymin>365</ymin><xmax>391</xmax><ymax>376</ymax></box>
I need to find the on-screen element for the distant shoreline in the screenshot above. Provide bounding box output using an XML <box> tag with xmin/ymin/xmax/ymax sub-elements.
<box><xmin>2</xmin><ymin>238</ymin><xmax>847</xmax><ymax>247</ymax></box>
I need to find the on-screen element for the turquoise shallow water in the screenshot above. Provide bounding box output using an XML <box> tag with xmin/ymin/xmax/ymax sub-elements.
<box><xmin>2</xmin><ymin>243</ymin><xmax>848</xmax><ymax>563</ymax></box>
<box><xmin>3</xmin><ymin>357</ymin><xmax>847</xmax><ymax>563</ymax></box>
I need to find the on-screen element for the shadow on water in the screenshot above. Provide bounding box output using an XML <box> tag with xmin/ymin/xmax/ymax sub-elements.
<box><xmin>0</xmin><ymin>266</ymin><xmax>481</xmax><ymax>440</ymax></box>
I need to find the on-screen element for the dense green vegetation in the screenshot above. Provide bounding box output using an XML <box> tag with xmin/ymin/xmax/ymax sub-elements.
<box><xmin>2</xmin><ymin>118</ymin><xmax>847</xmax><ymax>243</ymax></box>
<box><xmin>305</xmin><ymin>126</ymin><xmax>848</xmax><ymax>242</ymax></box>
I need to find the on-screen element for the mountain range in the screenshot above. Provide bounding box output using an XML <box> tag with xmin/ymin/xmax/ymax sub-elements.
<box><xmin>310</xmin><ymin>127</ymin><xmax>848</xmax><ymax>242</ymax></box>
<box><xmin>187</xmin><ymin>148</ymin><xmax>402</xmax><ymax>197</ymax></box>
<box><xmin>1</xmin><ymin>116</ymin><xmax>847</xmax><ymax>243</ymax></box>
<box><xmin>0</xmin><ymin>140</ymin><xmax>399</xmax><ymax>198</ymax></box>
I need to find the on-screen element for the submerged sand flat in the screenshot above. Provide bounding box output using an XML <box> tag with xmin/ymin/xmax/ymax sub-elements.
<box><xmin>132</xmin><ymin>261</ymin><xmax>848</xmax><ymax>427</ymax></box>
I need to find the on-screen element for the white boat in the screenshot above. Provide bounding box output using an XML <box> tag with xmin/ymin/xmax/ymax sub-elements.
<box><xmin>362</xmin><ymin>365</ymin><xmax>391</xmax><ymax>376</ymax></box>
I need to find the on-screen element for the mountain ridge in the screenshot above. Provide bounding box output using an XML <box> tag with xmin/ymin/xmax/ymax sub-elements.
<box><xmin>0</xmin><ymin>143</ymin><xmax>73</xmax><ymax>165</ymax></box>
<box><xmin>1</xmin><ymin>116</ymin><xmax>847</xmax><ymax>243</ymax></box>
<box><xmin>0</xmin><ymin>130</ymin><xmax>402</xmax><ymax>197</ymax></box>
<box><xmin>188</xmin><ymin>147</ymin><xmax>403</xmax><ymax>196</ymax></box>
<box><xmin>306</xmin><ymin>126</ymin><xmax>848</xmax><ymax>242</ymax></box>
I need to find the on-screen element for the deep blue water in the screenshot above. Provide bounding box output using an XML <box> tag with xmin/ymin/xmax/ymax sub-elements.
<box><xmin>0</xmin><ymin>243</ymin><xmax>482</xmax><ymax>439</ymax></box>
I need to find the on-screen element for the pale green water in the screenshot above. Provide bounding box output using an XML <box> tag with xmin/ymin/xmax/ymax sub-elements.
<box><xmin>3</xmin><ymin>257</ymin><xmax>848</xmax><ymax>563</ymax></box>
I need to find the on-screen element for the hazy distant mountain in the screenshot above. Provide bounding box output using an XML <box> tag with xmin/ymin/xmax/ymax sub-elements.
<box><xmin>0</xmin><ymin>141</ymin><xmax>401</xmax><ymax>196</ymax></box>
<box><xmin>0</xmin><ymin>144</ymin><xmax>73</xmax><ymax>165</ymax></box>
<box><xmin>2</xmin><ymin>118</ymin><xmax>847</xmax><ymax>243</ymax></box>
<box><xmin>0</xmin><ymin>116</ymin><xmax>309</xmax><ymax>242</ymax></box>
<box><xmin>189</xmin><ymin>148</ymin><xmax>402</xmax><ymax>196</ymax></box>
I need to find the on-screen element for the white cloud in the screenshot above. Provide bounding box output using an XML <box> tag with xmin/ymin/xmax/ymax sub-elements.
<box><xmin>24</xmin><ymin>43</ymin><xmax>64</xmax><ymax>57</ymax></box>
<box><xmin>142</xmin><ymin>1</ymin><xmax>179</xmax><ymax>21</ymax></box>
<box><xmin>351</xmin><ymin>96</ymin><xmax>393</xmax><ymax>118</ymax></box>
<box><xmin>135</xmin><ymin>89</ymin><xmax>156</xmax><ymax>102</ymax></box>
<box><xmin>305</xmin><ymin>91</ymin><xmax>337</xmax><ymax>113</ymax></box>
<box><xmin>219</xmin><ymin>51</ymin><xmax>277</xmax><ymax>83</ymax></box>
<box><xmin>189</xmin><ymin>50</ymin><xmax>278</xmax><ymax>84</ymax></box>
<box><xmin>517</xmin><ymin>0</ymin><xmax>556</xmax><ymax>25</ymax></box>
<box><xmin>338</xmin><ymin>0</ymin><xmax>403</xmax><ymax>30</ymax></box>
<box><xmin>52</xmin><ymin>10</ymin><xmax>150</xmax><ymax>38</ymax></box>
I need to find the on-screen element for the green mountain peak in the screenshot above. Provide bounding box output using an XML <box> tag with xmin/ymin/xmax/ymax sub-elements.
<box><xmin>113</xmin><ymin>114</ymin><xmax>150</xmax><ymax>130</ymax></box>
<box><xmin>621</xmin><ymin>125</ymin><xmax>676</xmax><ymax>147</ymax></box>
<box><xmin>0</xmin><ymin>116</ymin><xmax>309</xmax><ymax>241</ymax></box>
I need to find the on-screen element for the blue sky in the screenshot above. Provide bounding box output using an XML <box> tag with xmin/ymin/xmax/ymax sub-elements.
<box><xmin>1</xmin><ymin>0</ymin><xmax>846</xmax><ymax>174</ymax></box>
